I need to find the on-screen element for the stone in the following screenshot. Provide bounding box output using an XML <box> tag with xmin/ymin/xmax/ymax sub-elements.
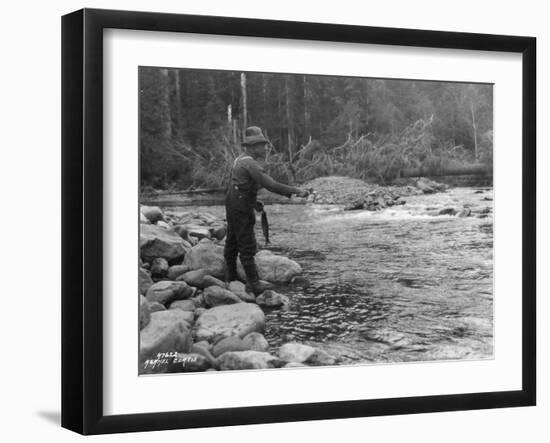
<box><xmin>439</xmin><ymin>207</ymin><xmax>457</xmax><ymax>216</ymax></box>
<box><xmin>167</xmin><ymin>264</ymin><xmax>191</xmax><ymax>281</ymax></box>
<box><xmin>166</xmin><ymin>306</ymin><xmax>194</xmax><ymax>324</ymax></box>
<box><xmin>203</xmin><ymin>286</ymin><xmax>242</xmax><ymax>307</ymax></box>
<box><xmin>216</xmin><ymin>351</ymin><xmax>283</xmax><ymax>370</ymax></box>
<box><xmin>457</xmin><ymin>208</ymin><xmax>472</xmax><ymax>218</ymax></box>
<box><xmin>278</xmin><ymin>343</ymin><xmax>316</xmax><ymax>363</ymax></box>
<box><xmin>140</xmin><ymin>224</ymin><xmax>192</xmax><ymax>263</ymax></box>
<box><xmin>140</xmin><ymin>212</ymin><xmax>150</xmax><ymax>224</ymax></box>
<box><xmin>178</xmin><ymin>269</ymin><xmax>208</xmax><ymax>288</ymax></box>
<box><xmin>169</xmin><ymin>299</ymin><xmax>196</xmax><ymax>312</ymax></box>
<box><xmin>184</xmin><ymin>225</ymin><xmax>212</xmax><ymax>240</ymax></box>
<box><xmin>150</xmin><ymin>257</ymin><xmax>169</xmax><ymax>277</ymax></box>
<box><xmin>228</xmin><ymin>281</ymin><xmax>255</xmax><ymax>302</ymax></box>
<box><xmin>139</xmin><ymin>268</ymin><xmax>154</xmax><ymax>295</ymax></box>
<box><xmin>139</xmin><ymin>295</ymin><xmax>151</xmax><ymax>330</ymax></box>
<box><xmin>139</xmin><ymin>310</ymin><xmax>193</xmax><ymax>361</ymax></box>
<box><xmin>202</xmin><ymin>275</ymin><xmax>226</xmax><ymax>288</ymax></box>
<box><xmin>193</xmin><ymin>303</ymin><xmax>265</xmax><ymax>343</ymax></box>
<box><xmin>210</xmin><ymin>224</ymin><xmax>227</xmax><ymax>241</ymax></box>
<box><xmin>256</xmin><ymin>290</ymin><xmax>290</xmax><ymax>308</ymax></box>
<box><xmin>173</xmin><ymin>225</ymin><xmax>190</xmax><ymax>241</ymax></box>
<box><xmin>141</xmin><ymin>206</ymin><xmax>164</xmax><ymax>223</ymax></box>
<box><xmin>238</xmin><ymin>250</ymin><xmax>302</xmax><ymax>284</ymax></box>
<box><xmin>145</xmin><ymin>280</ymin><xmax>194</xmax><ymax>306</ymax></box>
<box><xmin>149</xmin><ymin>301</ymin><xmax>166</xmax><ymax>313</ymax></box>
<box><xmin>242</xmin><ymin>332</ymin><xmax>269</xmax><ymax>352</ymax></box>
<box><xmin>307</xmin><ymin>348</ymin><xmax>336</xmax><ymax>366</ymax></box>
<box><xmin>156</xmin><ymin>220</ymin><xmax>171</xmax><ymax>229</ymax></box>
<box><xmin>183</xmin><ymin>239</ymin><xmax>226</xmax><ymax>279</ymax></box>
<box><xmin>211</xmin><ymin>336</ymin><xmax>252</xmax><ymax>357</ymax></box>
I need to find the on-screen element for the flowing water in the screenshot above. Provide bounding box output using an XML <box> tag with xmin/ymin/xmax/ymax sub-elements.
<box><xmin>170</xmin><ymin>187</ymin><xmax>494</xmax><ymax>365</ymax></box>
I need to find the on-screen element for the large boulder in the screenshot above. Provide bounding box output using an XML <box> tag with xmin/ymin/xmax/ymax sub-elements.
<box><xmin>278</xmin><ymin>343</ymin><xmax>316</xmax><ymax>363</ymax></box>
<box><xmin>141</xmin><ymin>206</ymin><xmax>164</xmax><ymax>224</ymax></box>
<box><xmin>238</xmin><ymin>250</ymin><xmax>302</xmax><ymax>283</ymax></box>
<box><xmin>167</xmin><ymin>264</ymin><xmax>191</xmax><ymax>281</ymax></box>
<box><xmin>193</xmin><ymin>303</ymin><xmax>265</xmax><ymax>343</ymax></box>
<box><xmin>139</xmin><ymin>295</ymin><xmax>151</xmax><ymax>330</ymax></box>
<box><xmin>145</xmin><ymin>281</ymin><xmax>194</xmax><ymax>306</ymax></box>
<box><xmin>140</xmin><ymin>224</ymin><xmax>191</xmax><ymax>263</ymax></box>
<box><xmin>139</xmin><ymin>268</ymin><xmax>154</xmax><ymax>295</ymax></box>
<box><xmin>203</xmin><ymin>275</ymin><xmax>226</xmax><ymax>289</ymax></box>
<box><xmin>178</xmin><ymin>269</ymin><xmax>208</xmax><ymax>288</ymax></box>
<box><xmin>183</xmin><ymin>239</ymin><xmax>226</xmax><ymax>278</ymax></box>
<box><xmin>139</xmin><ymin>310</ymin><xmax>193</xmax><ymax>361</ymax></box>
<box><xmin>216</xmin><ymin>351</ymin><xmax>283</xmax><ymax>370</ymax></box>
<box><xmin>203</xmin><ymin>286</ymin><xmax>242</xmax><ymax>307</ymax></box>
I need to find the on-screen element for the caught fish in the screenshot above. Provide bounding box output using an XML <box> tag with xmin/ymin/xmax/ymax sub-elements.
<box><xmin>255</xmin><ymin>200</ymin><xmax>270</xmax><ymax>245</ymax></box>
<box><xmin>261</xmin><ymin>210</ymin><xmax>270</xmax><ymax>245</ymax></box>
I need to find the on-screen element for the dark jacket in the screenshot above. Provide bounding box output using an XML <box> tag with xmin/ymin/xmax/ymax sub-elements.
<box><xmin>229</xmin><ymin>155</ymin><xmax>299</xmax><ymax>201</ymax></box>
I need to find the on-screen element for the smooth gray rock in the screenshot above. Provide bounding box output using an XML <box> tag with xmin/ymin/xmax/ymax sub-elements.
<box><xmin>228</xmin><ymin>281</ymin><xmax>255</xmax><ymax>302</ymax></box>
<box><xmin>167</xmin><ymin>264</ymin><xmax>191</xmax><ymax>280</ymax></box>
<box><xmin>145</xmin><ymin>281</ymin><xmax>194</xmax><ymax>306</ymax></box>
<box><xmin>242</xmin><ymin>332</ymin><xmax>269</xmax><ymax>352</ymax></box>
<box><xmin>278</xmin><ymin>343</ymin><xmax>316</xmax><ymax>363</ymax></box>
<box><xmin>149</xmin><ymin>301</ymin><xmax>166</xmax><ymax>313</ymax></box>
<box><xmin>178</xmin><ymin>269</ymin><xmax>208</xmax><ymax>288</ymax></box>
<box><xmin>139</xmin><ymin>295</ymin><xmax>151</xmax><ymax>330</ymax></box>
<box><xmin>238</xmin><ymin>250</ymin><xmax>302</xmax><ymax>283</ymax></box>
<box><xmin>140</xmin><ymin>224</ymin><xmax>191</xmax><ymax>262</ymax></box>
<box><xmin>169</xmin><ymin>299</ymin><xmax>196</xmax><ymax>312</ymax></box>
<box><xmin>139</xmin><ymin>268</ymin><xmax>154</xmax><ymax>295</ymax></box>
<box><xmin>203</xmin><ymin>286</ymin><xmax>242</xmax><ymax>307</ymax></box>
<box><xmin>150</xmin><ymin>257</ymin><xmax>169</xmax><ymax>277</ymax></box>
<box><xmin>183</xmin><ymin>239</ymin><xmax>226</xmax><ymax>279</ymax></box>
<box><xmin>193</xmin><ymin>303</ymin><xmax>265</xmax><ymax>343</ymax></box>
<box><xmin>141</xmin><ymin>206</ymin><xmax>164</xmax><ymax>223</ymax></box>
<box><xmin>139</xmin><ymin>310</ymin><xmax>193</xmax><ymax>361</ymax></box>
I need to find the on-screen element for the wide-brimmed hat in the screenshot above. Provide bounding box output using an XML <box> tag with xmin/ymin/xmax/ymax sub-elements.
<box><xmin>243</xmin><ymin>126</ymin><xmax>269</xmax><ymax>146</ymax></box>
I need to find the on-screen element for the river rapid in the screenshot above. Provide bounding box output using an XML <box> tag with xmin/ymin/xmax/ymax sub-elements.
<box><xmin>167</xmin><ymin>186</ymin><xmax>494</xmax><ymax>365</ymax></box>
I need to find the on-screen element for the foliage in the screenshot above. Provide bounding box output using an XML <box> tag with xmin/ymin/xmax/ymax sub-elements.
<box><xmin>139</xmin><ymin>67</ymin><xmax>493</xmax><ymax>189</ymax></box>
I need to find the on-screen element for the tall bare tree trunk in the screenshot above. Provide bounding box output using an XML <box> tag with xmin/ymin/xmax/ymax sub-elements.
<box><xmin>159</xmin><ymin>68</ymin><xmax>172</xmax><ymax>140</ymax></box>
<box><xmin>240</xmin><ymin>72</ymin><xmax>248</xmax><ymax>134</ymax></box>
<box><xmin>470</xmin><ymin>99</ymin><xmax>479</xmax><ymax>161</ymax></box>
<box><xmin>172</xmin><ymin>70</ymin><xmax>182</xmax><ymax>135</ymax></box>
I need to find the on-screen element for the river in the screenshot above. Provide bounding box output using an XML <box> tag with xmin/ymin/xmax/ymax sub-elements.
<box><xmin>166</xmin><ymin>186</ymin><xmax>494</xmax><ymax>365</ymax></box>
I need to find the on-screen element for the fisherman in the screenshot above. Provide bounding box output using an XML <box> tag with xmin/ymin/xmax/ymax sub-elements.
<box><xmin>224</xmin><ymin>126</ymin><xmax>310</xmax><ymax>296</ymax></box>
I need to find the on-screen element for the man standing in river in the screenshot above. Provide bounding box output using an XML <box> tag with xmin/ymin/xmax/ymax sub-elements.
<box><xmin>224</xmin><ymin>126</ymin><xmax>309</xmax><ymax>296</ymax></box>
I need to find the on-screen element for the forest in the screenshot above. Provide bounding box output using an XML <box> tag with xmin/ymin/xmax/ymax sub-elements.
<box><xmin>139</xmin><ymin>67</ymin><xmax>493</xmax><ymax>190</ymax></box>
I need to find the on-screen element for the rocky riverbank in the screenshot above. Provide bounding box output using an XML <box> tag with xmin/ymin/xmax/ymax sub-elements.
<box><xmin>304</xmin><ymin>176</ymin><xmax>448</xmax><ymax>210</ymax></box>
<box><xmin>139</xmin><ymin>205</ymin><xmax>335</xmax><ymax>374</ymax></box>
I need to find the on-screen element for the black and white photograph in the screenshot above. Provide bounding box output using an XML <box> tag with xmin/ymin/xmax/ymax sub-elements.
<box><xmin>138</xmin><ymin>67</ymin><xmax>494</xmax><ymax>375</ymax></box>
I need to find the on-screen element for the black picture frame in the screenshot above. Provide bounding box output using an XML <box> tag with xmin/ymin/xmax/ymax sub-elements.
<box><xmin>61</xmin><ymin>8</ymin><xmax>536</xmax><ymax>435</ymax></box>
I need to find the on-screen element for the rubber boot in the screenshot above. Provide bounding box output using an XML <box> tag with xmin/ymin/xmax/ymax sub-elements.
<box><xmin>223</xmin><ymin>257</ymin><xmax>239</xmax><ymax>284</ymax></box>
<box><xmin>242</xmin><ymin>261</ymin><xmax>271</xmax><ymax>296</ymax></box>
